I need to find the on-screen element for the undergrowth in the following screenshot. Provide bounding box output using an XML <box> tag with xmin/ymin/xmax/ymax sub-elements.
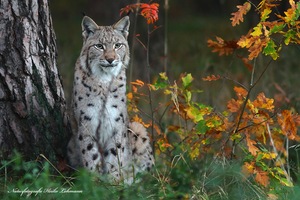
<box><xmin>2</xmin><ymin>151</ymin><xmax>299</xmax><ymax>199</ymax></box>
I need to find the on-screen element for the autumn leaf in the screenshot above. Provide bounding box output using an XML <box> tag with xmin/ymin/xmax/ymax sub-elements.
<box><xmin>251</xmin><ymin>24</ymin><xmax>263</xmax><ymax>36</ymax></box>
<box><xmin>202</xmin><ymin>74</ymin><xmax>221</xmax><ymax>81</ymax></box>
<box><xmin>227</xmin><ymin>99</ymin><xmax>241</xmax><ymax>113</ymax></box>
<box><xmin>120</xmin><ymin>3</ymin><xmax>159</xmax><ymax>24</ymax></box>
<box><xmin>120</xmin><ymin>4</ymin><xmax>139</xmax><ymax>16</ymax></box>
<box><xmin>242</xmin><ymin>162</ymin><xmax>255</xmax><ymax>177</ymax></box>
<box><xmin>248</xmin><ymin>37</ymin><xmax>268</xmax><ymax>60</ymax></box>
<box><xmin>132</xmin><ymin>114</ymin><xmax>150</xmax><ymax>128</ymax></box>
<box><xmin>153</xmin><ymin>123</ymin><xmax>162</xmax><ymax>135</ymax></box>
<box><xmin>260</xmin><ymin>8</ymin><xmax>272</xmax><ymax>22</ymax></box>
<box><xmin>253</xmin><ymin>93</ymin><xmax>275</xmax><ymax>111</ymax></box>
<box><xmin>277</xmin><ymin>110</ymin><xmax>298</xmax><ymax>140</ymax></box>
<box><xmin>127</xmin><ymin>92</ymin><xmax>133</xmax><ymax>100</ymax></box>
<box><xmin>185</xmin><ymin>106</ymin><xmax>204</xmax><ymax>123</ymax></box>
<box><xmin>234</xmin><ymin>86</ymin><xmax>248</xmax><ymax>99</ymax></box>
<box><xmin>255</xmin><ymin>169</ymin><xmax>270</xmax><ymax>187</ymax></box>
<box><xmin>237</xmin><ymin>34</ymin><xmax>253</xmax><ymax>48</ymax></box>
<box><xmin>230</xmin><ymin>2</ymin><xmax>251</xmax><ymax>26</ymax></box>
<box><xmin>131</xmin><ymin>79</ymin><xmax>144</xmax><ymax>87</ymax></box>
<box><xmin>140</xmin><ymin>3</ymin><xmax>159</xmax><ymax>24</ymax></box>
<box><xmin>207</xmin><ymin>37</ymin><xmax>239</xmax><ymax>56</ymax></box>
<box><xmin>246</xmin><ymin>135</ymin><xmax>260</xmax><ymax>156</ymax></box>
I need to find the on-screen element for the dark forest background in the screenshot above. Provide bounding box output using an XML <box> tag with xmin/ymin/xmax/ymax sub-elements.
<box><xmin>50</xmin><ymin>0</ymin><xmax>299</xmax><ymax>111</ymax></box>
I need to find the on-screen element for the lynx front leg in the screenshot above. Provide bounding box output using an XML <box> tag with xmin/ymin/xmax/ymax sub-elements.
<box><xmin>76</xmin><ymin>127</ymin><xmax>103</xmax><ymax>173</ymax></box>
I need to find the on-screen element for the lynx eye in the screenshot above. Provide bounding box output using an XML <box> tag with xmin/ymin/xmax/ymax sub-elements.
<box><xmin>94</xmin><ymin>44</ymin><xmax>104</xmax><ymax>50</ymax></box>
<box><xmin>114</xmin><ymin>43</ymin><xmax>123</xmax><ymax>49</ymax></box>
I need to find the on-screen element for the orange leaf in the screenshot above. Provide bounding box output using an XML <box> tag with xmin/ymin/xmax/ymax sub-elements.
<box><xmin>227</xmin><ymin>99</ymin><xmax>241</xmax><ymax>113</ymax></box>
<box><xmin>202</xmin><ymin>74</ymin><xmax>221</xmax><ymax>81</ymax></box>
<box><xmin>131</xmin><ymin>79</ymin><xmax>145</xmax><ymax>87</ymax></box>
<box><xmin>153</xmin><ymin>123</ymin><xmax>162</xmax><ymax>135</ymax></box>
<box><xmin>230</xmin><ymin>2</ymin><xmax>251</xmax><ymax>26</ymax></box>
<box><xmin>127</xmin><ymin>92</ymin><xmax>133</xmax><ymax>100</ymax></box>
<box><xmin>242</xmin><ymin>161</ymin><xmax>255</xmax><ymax>177</ymax></box>
<box><xmin>253</xmin><ymin>93</ymin><xmax>274</xmax><ymax>111</ymax></box>
<box><xmin>248</xmin><ymin>37</ymin><xmax>268</xmax><ymax>60</ymax></box>
<box><xmin>207</xmin><ymin>37</ymin><xmax>239</xmax><ymax>56</ymax></box>
<box><xmin>246</xmin><ymin>135</ymin><xmax>260</xmax><ymax>156</ymax></box>
<box><xmin>277</xmin><ymin>110</ymin><xmax>298</xmax><ymax>140</ymax></box>
<box><xmin>255</xmin><ymin>169</ymin><xmax>270</xmax><ymax>187</ymax></box>
<box><xmin>234</xmin><ymin>86</ymin><xmax>248</xmax><ymax>99</ymax></box>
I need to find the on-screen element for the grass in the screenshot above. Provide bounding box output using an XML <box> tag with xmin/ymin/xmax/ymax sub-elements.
<box><xmin>1</xmin><ymin>151</ymin><xmax>300</xmax><ymax>199</ymax></box>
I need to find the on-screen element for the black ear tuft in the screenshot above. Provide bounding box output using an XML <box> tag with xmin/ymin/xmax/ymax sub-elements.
<box><xmin>81</xmin><ymin>16</ymin><xmax>98</xmax><ymax>39</ymax></box>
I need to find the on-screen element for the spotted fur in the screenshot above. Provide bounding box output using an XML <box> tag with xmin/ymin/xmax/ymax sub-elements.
<box><xmin>67</xmin><ymin>16</ymin><xmax>154</xmax><ymax>183</ymax></box>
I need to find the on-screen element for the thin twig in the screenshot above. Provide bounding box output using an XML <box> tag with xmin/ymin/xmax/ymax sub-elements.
<box><xmin>266</xmin><ymin>124</ymin><xmax>292</xmax><ymax>184</ymax></box>
<box><xmin>231</xmin><ymin>58</ymin><xmax>273</xmax><ymax>158</ymax></box>
<box><xmin>128</xmin><ymin>0</ymin><xmax>141</xmax><ymax>88</ymax></box>
<box><xmin>145</xmin><ymin>24</ymin><xmax>155</xmax><ymax>154</ymax></box>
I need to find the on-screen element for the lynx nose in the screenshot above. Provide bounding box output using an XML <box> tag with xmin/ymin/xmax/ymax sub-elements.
<box><xmin>106</xmin><ymin>58</ymin><xmax>114</xmax><ymax>64</ymax></box>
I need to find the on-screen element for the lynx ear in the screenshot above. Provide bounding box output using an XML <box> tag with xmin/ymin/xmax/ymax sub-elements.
<box><xmin>113</xmin><ymin>16</ymin><xmax>130</xmax><ymax>39</ymax></box>
<box><xmin>82</xmin><ymin>16</ymin><xmax>98</xmax><ymax>39</ymax></box>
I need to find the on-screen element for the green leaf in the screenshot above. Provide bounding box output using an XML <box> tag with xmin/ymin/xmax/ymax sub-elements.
<box><xmin>284</xmin><ymin>29</ymin><xmax>297</xmax><ymax>45</ymax></box>
<box><xmin>263</xmin><ymin>40</ymin><xmax>278</xmax><ymax>60</ymax></box>
<box><xmin>196</xmin><ymin>120</ymin><xmax>209</xmax><ymax>134</ymax></box>
<box><xmin>269</xmin><ymin>24</ymin><xmax>285</xmax><ymax>34</ymax></box>
<box><xmin>182</xmin><ymin>73</ymin><xmax>193</xmax><ymax>88</ymax></box>
<box><xmin>185</xmin><ymin>90</ymin><xmax>192</xmax><ymax>103</ymax></box>
<box><xmin>154</xmin><ymin>74</ymin><xmax>168</xmax><ymax>90</ymax></box>
<box><xmin>296</xmin><ymin>2</ymin><xmax>300</xmax><ymax>19</ymax></box>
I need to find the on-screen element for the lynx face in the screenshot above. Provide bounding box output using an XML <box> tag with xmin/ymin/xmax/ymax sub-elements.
<box><xmin>81</xmin><ymin>16</ymin><xmax>130</xmax><ymax>79</ymax></box>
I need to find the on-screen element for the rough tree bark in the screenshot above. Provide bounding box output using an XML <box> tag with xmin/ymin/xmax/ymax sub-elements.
<box><xmin>0</xmin><ymin>0</ymin><xmax>71</xmax><ymax>162</ymax></box>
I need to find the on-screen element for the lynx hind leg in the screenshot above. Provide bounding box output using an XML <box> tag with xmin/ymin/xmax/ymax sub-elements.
<box><xmin>128</xmin><ymin>122</ymin><xmax>155</xmax><ymax>172</ymax></box>
<box><xmin>67</xmin><ymin>135</ymin><xmax>83</xmax><ymax>168</ymax></box>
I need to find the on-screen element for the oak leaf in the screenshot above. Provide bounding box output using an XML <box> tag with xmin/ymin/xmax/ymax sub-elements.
<box><xmin>234</xmin><ymin>86</ymin><xmax>248</xmax><ymax>99</ymax></box>
<box><xmin>248</xmin><ymin>38</ymin><xmax>268</xmax><ymax>60</ymax></box>
<box><xmin>246</xmin><ymin>135</ymin><xmax>260</xmax><ymax>156</ymax></box>
<box><xmin>253</xmin><ymin>93</ymin><xmax>274</xmax><ymax>111</ymax></box>
<box><xmin>230</xmin><ymin>2</ymin><xmax>251</xmax><ymax>26</ymax></box>
<box><xmin>277</xmin><ymin>110</ymin><xmax>298</xmax><ymax>140</ymax></box>
<box><xmin>227</xmin><ymin>99</ymin><xmax>241</xmax><ymax>112</ymax></box>
<box><xmin>202</xmin><ymin>74</ymin><xmax>221</xmax><ymax>81</ymax></box>
<box><xmin>207</xmin><ymin>37</ymin><xmax>239</xmax><ymax>56</ymax></box>
<box><xmin>255</xmin><ymin>169</ymin><xmax>270</xmax><ymax>187</ymax></box>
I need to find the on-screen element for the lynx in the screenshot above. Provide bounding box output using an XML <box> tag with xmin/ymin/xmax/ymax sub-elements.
<box><xmin>67</xmin><ymin>16</ymin><xmax>154</xmax><ymax>183</ymax></box>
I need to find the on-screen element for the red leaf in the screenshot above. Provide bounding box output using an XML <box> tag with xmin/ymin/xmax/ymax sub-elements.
<box><xmin>120</xmin><ymin>3</ymin><xmax>159</xmax><ymax>24</ymax></box>
<box><xmin>140</xmin><ymin>3</ymin><xmax>159</xmax><ymax>24</ymax></box>
<box><xmin>202</xmin><ymin>74</ymin><xmax>221</xmax><ymax>81</ymax></box>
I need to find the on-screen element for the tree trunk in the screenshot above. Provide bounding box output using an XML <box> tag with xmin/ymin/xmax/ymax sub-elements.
<box><xmin>0</xmin><ymin>0</ymin><xmax>71</xmax><ymax>162</ymax></box>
